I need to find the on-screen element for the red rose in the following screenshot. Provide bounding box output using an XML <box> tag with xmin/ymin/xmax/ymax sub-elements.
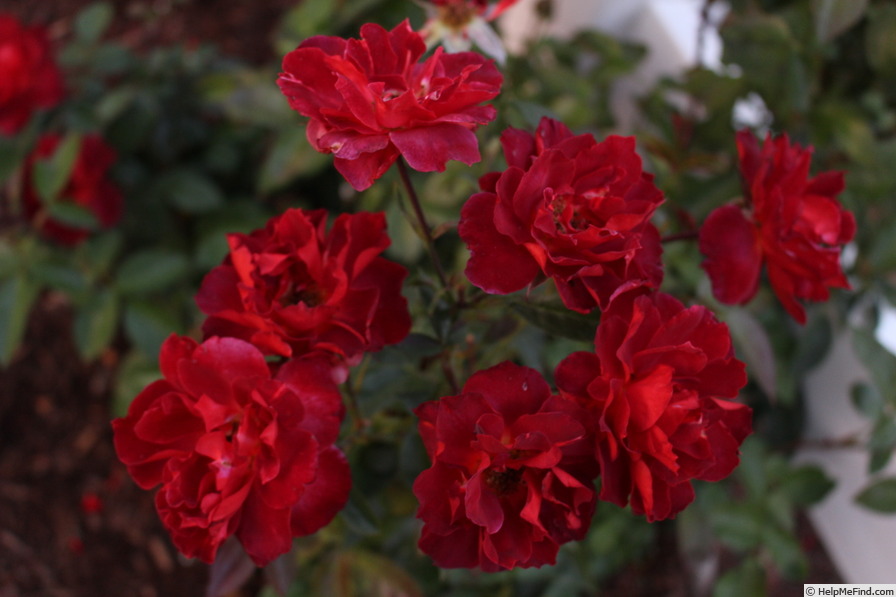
<box><xmin>555</xmin><ymin>292</ymin><xmax>751</xmax><ymax>522</ymax></box>
<box><xmin>0</xmin><ymin>15</ymin><xmax>64</xmax><ymax>135</ymax></box>
<box><xmin>277</xmin><ymin>20</ymin><xmax>502</xmax><ymax>191</ymax></box>
<box><xmin>413</xmin><ymin>361</ymin><xmax>597</xmax><ymax>571</ymax></box>
<box><xmin>699</xmin><ymin>130</ymin><xmax>856</xmax><ymax>323</ymax></box>
<box><xmin>112</xmin><ymin>335</ymin><xmax>351</xmax><ymax>566</ymax></box>
<box><xmin>196</xmin><ymin>208</ymin><xmax>411</xmax><ymax>368</ymax></box>
<box><xmin>459</xmin><ymin>117</ymin><xmax>664</xmax><ymax>313</ymax></box>
<box><xmin>22</xmin><ymin>133</ymin><xmax>122</xmax><ymax>245</ymax></box>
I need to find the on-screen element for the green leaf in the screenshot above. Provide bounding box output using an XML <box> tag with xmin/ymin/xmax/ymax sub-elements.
<box><xmin>851</xmin><ymin>382</ymin><xmax>883</xmax><ymax>419</ymax></box>
<box><xmin>156</xmin><ymin>169</ymin><xmax>223</xmax><ymax>214</ymax></box>
<box><xmin>856</xmin><ymin>477</ymin><xmax>896</xmax><ymax>512</ymax></box>
<box><xmin>510</xmin><ymin>300</ymin><xmax>600</xmax><ymax>342</ymax></box>
<box><xmin>32</xmin><ymin>133</ymin><xmax>81</xmax><ymax>204</ymax></box>
<box><xmin>723</xmin><ymin>308</ymin><xmax>777</xmax><ymax>400</ymax></box>
<box><xmin>812</xmin><ymin>0</ymin><xmax>868</xmax><ymax>42</ymax></box>
<box><xmin>45</xmin><ymin>201</ymin><xmax>100</xmax><ymax>230</ymax></box>
<box><xmin>73</xmin><ymin>287</ymin><xmax>119</xmax><ymax>361</ymax></box>
<box><xmin>276</xmin><ymin>0</ymin><xmax>336</xmax><ymax>53</ymax></box>
<box><xmin>257</xmin><ymin>128</ymin><xmax>329</xmax><ymax>195</ymax></box>
<box><xmin>777</xmin><ymin>465</ymin><xmax>834</xmax><ymax>506</ymax></box>
<box><xmin>710</xmin><ymin>503</ymin><xmax>765</xmax><ymax>551</ymax></box>
<box><xmin>74</xmin><ymin>2</ymin><xmax>113</xmax><ymax>44</ymax></box>
<box><xmin>123</xmin><ymin>301</ymin><xmax>182</xmax><ymax>358</ymax></box>
<box><xmin>115</xmin><ymin>250</ymin><xmax>190</xmax><ymax>296</ymax></box>
<box><xmin>79</xmin><ymin>230</ymin><xmax>123</xmax><ymax>279</ymax></box>
<box><xmin>713</xmin><ymin>559</ymin><xmax>765</xmax><ymax>597</ymax></box>
<box><xmin>30</xmin><ymin>261</ymin><xmax>88</xmax><ymax>296</ymax></box>
<box><xmin>0</xmin><ymin>275</ymin><xmax>39</xmax><ymax>365</ymax></box>
<box><xmin>852</xmin><ymin>328</ymin><xmax>896</xmax><ymax>403</ymax></box>
<box><xmin>339</xmin><ymin>489</ymin><xmax>379</xmax><ymax>536</ymax></box>
<box><xmin>113</xmin><ymin>350</ymin><xmax>161</xmax><ymax>417</ymax></box>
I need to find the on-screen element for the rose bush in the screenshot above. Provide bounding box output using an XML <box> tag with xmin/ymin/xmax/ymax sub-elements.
<box><xmin>22</xmin><ymin>133</ymin><xmax>122</xmax><ymax>245</ymax></box>
<box><xmin>0</xmin><ymin>14</ymin><xmax>64</xmax><ymax>135</ymax></box>
<box><xmin>555</xmin><ymin>291</ymin><xmax>751</xmax><ymax>522</ymax></box>
<box><xmin>196</xmin><ymin>208</ymin><xmax>411</xmax><ymax>370</ymax></box>
<box><xmin>112</xmin><ymin>335</ymin><xmax>350</xmax><ymax>566</ymax></box>
<box><xmin>413</xmin><ymin>361</ymin><xmax>598</xmax><ymax>571</ymax></box>
<box><xmin>459</xmin><ymin>117</ymin><xmax>664</xmax><ymax>313</ymax></box>
<box><xmin>699</xmin><ymin>130</ymin><xmax>856</xmax><ymax>323</ymax></box>
<box><xmin>277</xmin><ymin>19</ymin><xmax>502</xmax><ymax>190</ymax></box>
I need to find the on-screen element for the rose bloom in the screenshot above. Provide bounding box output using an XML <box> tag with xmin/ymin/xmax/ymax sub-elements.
<box><xmin>420</xmin><ymin>0</ymin><xmax>520</xmax><ymax>64</ymax></box>
<box><xmin>555</xmin><ymin>292</ymin><xmax>751</xmax><ymax>522</ymax></box>
<box><xmin>277</xmin><ymin>20</ymin><xmax>502</xmax><ymax>191</ymax></box>
<box><xmin>460</xmin><ymin>117</ymin><xmax>665</xmax><ymax>313</ymax></box>
<box><xmin>699</xmin><ymin>130</ymin><xmax>856</xmax><ymax>323</ymax></box>
<box><xmin>413</xmin><ymin>361</ymin><xmax>597</xmax><ymax>571</ymax></box>
<box><xmin>112</xmin><ymin>335</ymin><xmax>351</xmax><ymax>566</ymax></box>
<box><xmin>22</xmin><ymin>133</ymin><xmax>123</xmax><ymax>245</ymax></box>
<box><xmin>0</xmin><ymin>15</ymin><xmax>64</xmax><ymax>135</ymax></box>
<box><xmin>196</xmin><ymin>208</ymin><xmax>411</xmax><ymax>370</ymax></box>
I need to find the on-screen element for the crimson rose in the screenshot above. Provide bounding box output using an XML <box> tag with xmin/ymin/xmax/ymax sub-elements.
<box><xmin>196</xmin><ymin>208</ymin><xmax>411</xmax><ymax>369</ymax></box>
<box><xmin>277</xmin><ymin>20</ymin><xmax>502</xmax><ymax>191</ymax></box>
<box><xmin>459</xmin><ymin>117</ymin><xmax>664</xmax><ymax>313</ymax></box>
<box><xmin>699</xmin><ymin>130</ymin><xmax>856</xmax><ymax>323</ymax></box>
<box><xmin>112</xmin><ymin>335</ymin><xmax>351</xmax><ymax>566</ymax></box>
<box><xmin>413</xmin><ymin>361</ymin><xmax>597</xmax><ymax>571</ymax></box>
<box><xmin>23</xmin><ymin>133</ymin><xmax>123</xmax><ymax>245</ymax></box>
<box><xmin>0</xmin><ymin>15</ymin><xmax>64</xmax><ymax>135</ymax></box>
<box><xmin>555</xmin><ymin>292</ymin><xmax>751</xmax><ymax>522</ymax></box>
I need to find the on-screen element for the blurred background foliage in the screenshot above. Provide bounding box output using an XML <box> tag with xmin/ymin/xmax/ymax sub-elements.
<box><xmin>3</xmin><ymin>0</ymin><xmax>896</xmax><ymax>594</ymax></box>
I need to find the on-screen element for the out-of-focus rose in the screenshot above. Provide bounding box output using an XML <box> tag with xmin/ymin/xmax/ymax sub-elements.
<box><xmin>699</xmin><ymin>130</ymin><xmax>856</xmax><ymax>323</ymax></box>
<box><xmin>196</xmin><ymin>208</ymin><xmax>411</xmax><ymax>370</ymax></box>
<box><xmin>112</xmin><ymin>335</ymin><xmax>350</xmax><ymax>566</ymax></box>
<box><xmin>0</xmin><ymin>15</ymin><xmax>64</xmax><ymax>135</ymax></box>
<box><xmin>413</xmin><ymin>361</ymin><xmax>597</xmax><ymax>571</ymax></box>
<box><xmin>420</xmin><ymin>0</ymin><xmax>520</xmax><ymax>64</ymax></box>
<box><xmin>277</xmin><ymin>20</ymin><xmax>502</xmax><ymax>191</ymax></box>
<box><xmin>22</xmin><ymin>133</ymin><xmax>122</xmax><ymax>245</ymax></box>
<box><xmin>459</xmin><ymin>117</ymin><xmax>664</xmax><ymax>313</ymax></box>
<box><xmin>555</xmin><ymin>292</ymin><xmax>751</xmax><ymax>522</ymax></box>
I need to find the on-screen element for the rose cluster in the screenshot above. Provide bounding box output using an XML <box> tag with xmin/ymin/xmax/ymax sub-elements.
<box><xmin>110</xmin><ymin>12</ymin><xmax>857</xmax><ymax>575</ymax></box>
<box><xmin>114</xmin><ymin>207</ymin><xmax>413</xmax><ymax>565</ymax></box>
<box><xmin>1</xmin><ymin>14</ymin><xmax>124</xmax><ymax>245</ymax></box>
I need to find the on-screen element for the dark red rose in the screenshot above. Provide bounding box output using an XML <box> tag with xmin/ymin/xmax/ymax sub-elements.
<box><xmin>277</xmin><ymin>20</ymin><xmax>502</xmax><ymax>191</ymax></box>
<box><xmin>555</xmin><ymin>292</ymin><xmax>751</xmax><ymax>522</ymax></box>
<box><xmin>0</xmin><ymin>15</ymin><xmax>64</xmax><ymax>135</ymax></box>
<box><xmin>413</xmin><ymin>361</ymin><xmax>597</xmax><ymax>571</ymax></box>
<box><xmin>112</xmin><ymin>335</ymin><xmax>350</xmax><ymax>566</ymax></box>
<box><xmin>196</xmin><ymin>208</ymin><xmax>411</xmax><ymax>370</ymax></box>
<box><xmin>699</xmin><ymin>130</ymin><xmax>856</xmax><ymax>323</ymax></box>
<box><xmin>459</xmin><ymin>117</ymin><xmax>664</xmax><ymax>313</ymax></box>
<box><xmin>22</xmin><ymin>133</ymin><xmax>122</xmax><ymax>245</ymax></box>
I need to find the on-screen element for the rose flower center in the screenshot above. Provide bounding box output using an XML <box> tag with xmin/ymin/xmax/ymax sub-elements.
<box><xmin>549</xmin><ymin>191</ymin><xmax>604</xmax><ymax>233</ymax></box>
<box><xmin>484</xmin><ymin>467</ymin><xmax>524</xmax><ymax>497</ymax></box>
<box><xmin>437</xmin><ymin>2</ymin><xmax>480</xmax><ymax>29</ymax></box>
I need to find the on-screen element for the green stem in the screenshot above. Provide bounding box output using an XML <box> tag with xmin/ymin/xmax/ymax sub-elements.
<box><xmin>396</xmin><ymin>158</ymin><xmax>451</xmax><ymax>293</ymax></box>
